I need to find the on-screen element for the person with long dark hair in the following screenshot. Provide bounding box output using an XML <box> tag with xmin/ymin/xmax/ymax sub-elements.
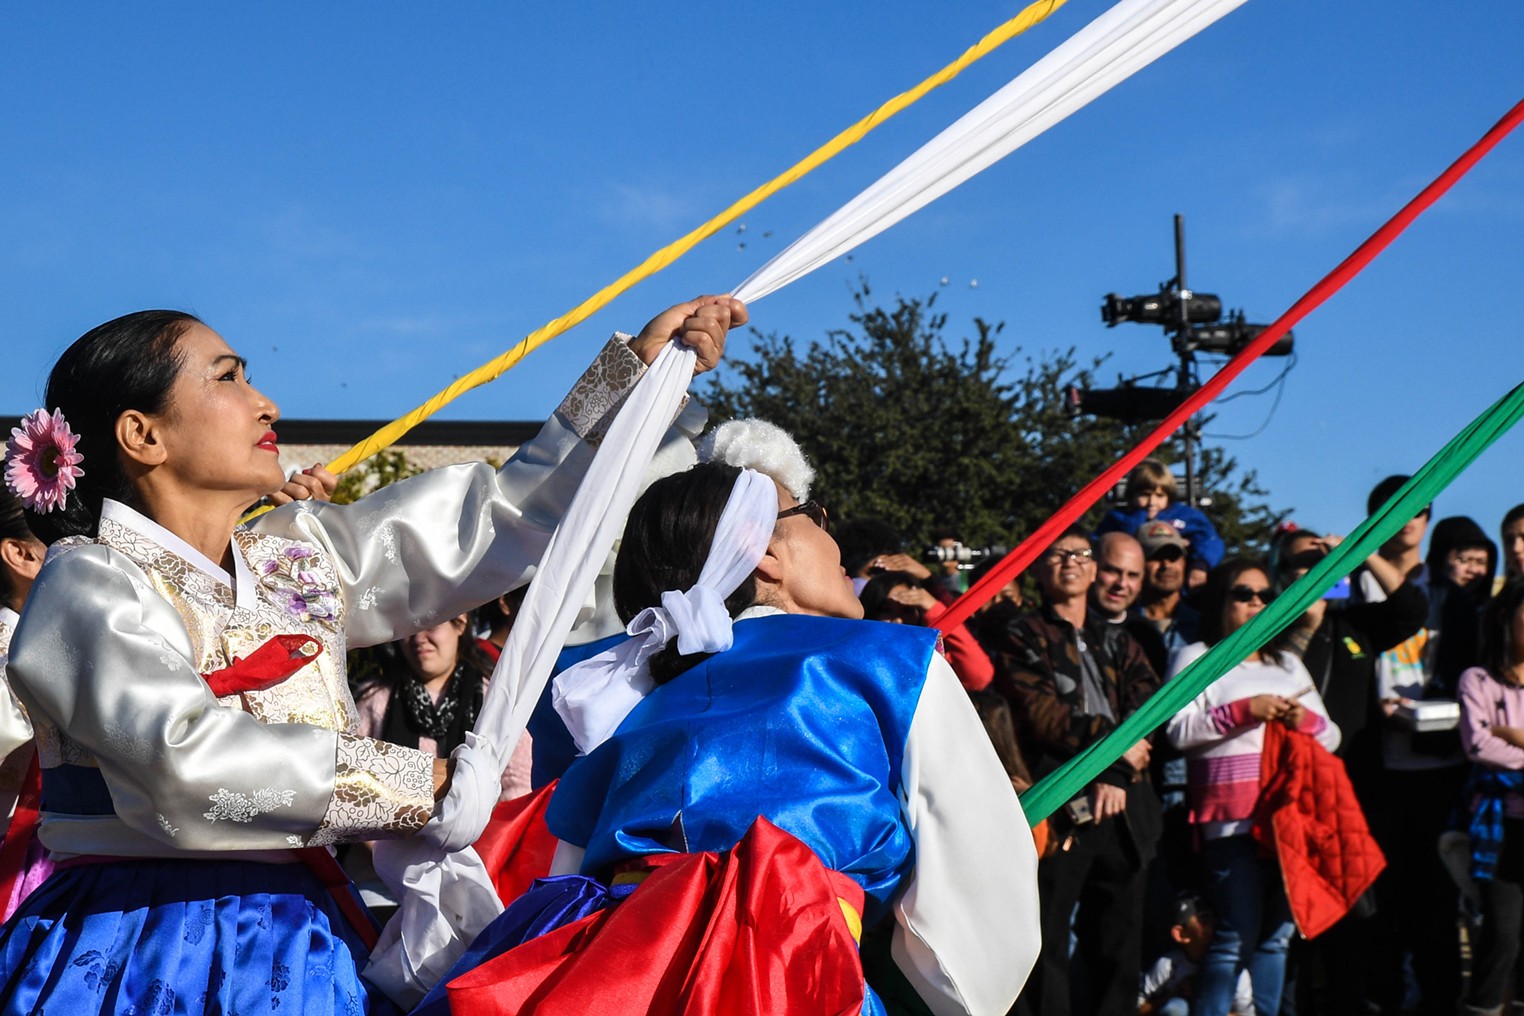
<box><xmin>355</xmin><ymin>612</ymin><xmax>532</xmax><ymax>798</ymax></box>
<box><xmin>0</xmin><ymin>298</ymin><xmax>740</xmax><ymax>1014</ymax></box>
<box><xmin>1457</xmin><ymin>577</ymin><xmax>1524</xmax><ymax>1015</ymax></box>
<box><xmin>1502</xmin><ymin>505</ymin><xmax>1524</xmax><ymax>582</ymax></box>
<box><xmin>1426</xmin><ymin>515</ymin><xmax>1498</xmax><ymax>700</ymax></box>
<box><xmin>437</xmin><ymin>461</ymin><xmax>1038</xmax><ymax>1014</ymax></box>
<box><xmin>1164</xmin><ymin>558</ymin><xmax>1341</xmax><ymax>1016</ymax></box>
<box><xmin>0</xmin><ymin>485</ymin><xmax>42</xmax><ymax>779</ymax></box>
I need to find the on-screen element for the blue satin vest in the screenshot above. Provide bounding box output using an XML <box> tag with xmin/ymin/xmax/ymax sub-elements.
<box><xmin>546</xmin><ymin>613</ymin><xmax>936</xmax><ymax>923</ymax></box>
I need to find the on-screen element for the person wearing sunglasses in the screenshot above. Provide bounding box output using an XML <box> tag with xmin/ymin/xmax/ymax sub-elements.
<box><xmin>1164</xmin><ymin>559</ymin><xmax>1341</xmax><ymax>1016</ymax></box>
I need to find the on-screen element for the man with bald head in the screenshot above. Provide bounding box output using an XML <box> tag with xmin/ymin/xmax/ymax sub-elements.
<box><xmin>1091</xmin><ymin>532</ymin><xmax>1145</xmax><ymax>620</ymax></box>
<box><xmin>1091</xmin><ymin>532</ymin><xmax>1169</xmax><ymax>678</ymax></box>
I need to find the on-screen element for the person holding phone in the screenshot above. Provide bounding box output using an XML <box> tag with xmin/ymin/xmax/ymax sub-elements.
<box><xmin>1273</xmin><ymin>528</ymin><xmax>1424</xmax><ymax>767</ymax></box>
<box><xmin>1269</xmin><ymin>526</ymin><xmax>1426</xmax><ymax>1012</ymax></box>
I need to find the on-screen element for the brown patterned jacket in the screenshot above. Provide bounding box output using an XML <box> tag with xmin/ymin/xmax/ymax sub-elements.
<box><xmin>990</xmin><ymin>602</ymin><xmax>1162</xmax><ymax>790</ymax></box>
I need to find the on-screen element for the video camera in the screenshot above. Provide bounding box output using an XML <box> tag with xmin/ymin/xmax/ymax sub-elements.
<box><xmin>924</xmin><ymin>542</ymin><xmax>1009</xmax><ymax>569</ymax></box>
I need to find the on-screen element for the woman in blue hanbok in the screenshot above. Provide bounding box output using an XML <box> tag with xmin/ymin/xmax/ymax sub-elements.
<box><xmin>438</xmin><ymin>461</ymin><xmax>1040</xmax><ymax>1016</ymax></box>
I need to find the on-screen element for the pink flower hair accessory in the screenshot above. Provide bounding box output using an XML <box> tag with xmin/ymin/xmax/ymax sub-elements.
<box><xmin>5</xmin><ymin>408</ymin><xmax>85</xmax><ymax>514</ymax></box>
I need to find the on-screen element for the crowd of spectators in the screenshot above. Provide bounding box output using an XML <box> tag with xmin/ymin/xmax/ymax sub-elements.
<box><xmin>332</xmin><ymin>450</ymin><xmax>1524</xmax><ymax>1015</ymax></box>
<box><xmin>840</xmin><ymin>460</ymin><xmax>1524</xmax><ymax>1016</ymax></box>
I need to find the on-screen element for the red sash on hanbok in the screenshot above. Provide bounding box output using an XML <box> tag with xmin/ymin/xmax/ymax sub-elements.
<box><xmin>446</xmin><ymin>816</ymin><xmax>867</xmax><ymax>1016</ymax></box>
<box><xmin>209</xmin><ymin>634</ymin><xmax>383</xmax><ymax>949</ymax></box>
<box><xmin>473</xmin><ymin>779</ymin><xmax>561</xmax><ymax>906</ymax></box>
<box><xmin>0</xmin><ymin>751</ymin><xmax>41</xmax><ymax>921</ymax></box>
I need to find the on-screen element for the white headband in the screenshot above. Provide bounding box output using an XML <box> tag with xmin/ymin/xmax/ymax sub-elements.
<box><xmin>552</xmin><ymin>467</ymin><xmax>778</xmax><ymax>754</ymax></box>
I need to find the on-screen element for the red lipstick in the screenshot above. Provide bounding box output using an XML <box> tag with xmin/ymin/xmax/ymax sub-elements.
<box><xmin>258</xmin><ymin>431</ymin><xmax>279</xmax><ymax>453</ymax></box>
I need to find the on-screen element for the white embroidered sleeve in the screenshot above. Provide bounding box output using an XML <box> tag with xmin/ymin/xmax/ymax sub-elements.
<box><xmin>308</xmin><ymin>734</ymin><xmax>437</xmax><ymax>846</ymax></box>
<box><xmin>0</xmin><ymin>682</ymin><xmax>29</xmax><ymax>760</ymax></box>
<box><xmin>252</xmin><ymin>335</ymin><xmax>706</xmax><ymax>649</ymax></box>
<box><xmin>0</xmin><ymin>611</ymin><xmax>30</xmax><ymax>759</ymax></box>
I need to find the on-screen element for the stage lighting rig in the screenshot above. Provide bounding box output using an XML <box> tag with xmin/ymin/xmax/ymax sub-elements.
<box><xmin>1066</xmin><ymin>214</ymin><xmax>1297</xmax><ymax>505</ymax></box>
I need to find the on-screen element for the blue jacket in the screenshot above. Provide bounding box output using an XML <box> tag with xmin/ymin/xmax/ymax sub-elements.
<box><xmin>1095</xmin><ymin>502</ymin><xmax>1225</xmax><ymax>573</ymax></box>
<box><xmin>546</xmin><ymin>613</ymin><xmax>936</xmax><ymax>924</ymax></box>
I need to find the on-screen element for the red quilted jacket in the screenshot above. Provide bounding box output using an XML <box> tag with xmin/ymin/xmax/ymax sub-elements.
<box><xmin>1252</xmin><ymin>722</ymin><xmax>1386</xmax><ymax>939</ymax></box>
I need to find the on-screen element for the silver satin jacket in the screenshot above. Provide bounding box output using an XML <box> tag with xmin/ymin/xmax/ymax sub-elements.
<box><xmin>6</xmin><ymin>337</ymin><xmax>703</xmax><ymax>862</ymax></box>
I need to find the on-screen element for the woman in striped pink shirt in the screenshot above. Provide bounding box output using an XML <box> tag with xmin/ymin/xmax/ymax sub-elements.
<box><xmin>1165</xmin><ymin>558</ymin><xmax>1341</xmax><ymax>1016</ymax></box>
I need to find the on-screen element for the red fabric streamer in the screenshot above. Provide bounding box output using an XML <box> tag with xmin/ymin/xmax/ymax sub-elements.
<box><xmin>935</xmin><ymin>95</ymin><xmax>1524</xmax><ymax>634</ymax></box>
<box><xmin>473</xmin><ymin>779</ymin><xmax>562</xmax><ymax>906</ymax></box>
<box><xmin>446</xmin><ymin>817</ymin><xmax>867</xmax><ymax>1016</ymax></box>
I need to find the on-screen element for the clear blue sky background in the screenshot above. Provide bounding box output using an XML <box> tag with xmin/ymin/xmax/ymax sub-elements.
<box><xmin>3</xmin><ymin>2</ymin><xmax>1521</xmax><ymax>547</ymax></box>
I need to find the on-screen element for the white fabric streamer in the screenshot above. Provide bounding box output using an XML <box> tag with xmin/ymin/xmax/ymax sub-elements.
<box><xmin>552</xmin><ymin>467</ymin><xmax>777</xmax><ymax>754</ymax></box>
<box><xmin>366</xmin><ymin>339</ymin><xmax>699</xmax><ymax>1006</ymax></box>
<box><xmin>731</xmin><ymin>0</ymin><xmax>1249</xmax><ymax>305</ymax></box>
<box><xmin>366</xmin><ymin>0</ymin><xmax>1253</xmax><ymax>1000</ymax></box>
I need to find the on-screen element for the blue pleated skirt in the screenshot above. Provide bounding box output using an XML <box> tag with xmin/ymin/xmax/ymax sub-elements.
<box><xmin>0</xmin><ymin>857</ymin><xmax>398</xmax><ymax>1015</ymax></box>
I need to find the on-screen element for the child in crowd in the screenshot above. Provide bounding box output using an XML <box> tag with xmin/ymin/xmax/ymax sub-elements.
<box><xmin>1097</xmin><ymin>458</ymin><xmax>1224</xmax><ymax>588</ymax></box>
<box><xmin>1139</xmin><ymin>894</ymin><xmax>1253</xmax><ymax>1016</ymax></box>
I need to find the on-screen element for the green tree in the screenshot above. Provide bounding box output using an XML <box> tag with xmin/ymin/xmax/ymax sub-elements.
<box><xmin>703</xmin><ymin>283</ymin><xmax>1287</xmax><ymax>562</ymax></box>
<box><xmin>332</xmin><ymin>449</ymin><xmax>423</xmax><ymax>505</ymax></box>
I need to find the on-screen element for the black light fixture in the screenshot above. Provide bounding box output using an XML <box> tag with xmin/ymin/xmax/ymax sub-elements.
<box><xmin>1065</xmin><ymin>215</ymin><xmax>1298</xmax><ymax>504</ymax></box>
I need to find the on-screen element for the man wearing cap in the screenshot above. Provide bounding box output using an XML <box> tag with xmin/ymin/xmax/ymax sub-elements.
<box><xmin>1132</xmin><ymin>519</ymin><xmax>1201</xmax><ymax>675</ymax></box>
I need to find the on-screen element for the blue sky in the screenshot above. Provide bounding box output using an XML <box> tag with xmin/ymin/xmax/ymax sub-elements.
<box><xmin>3</xmin><ymin>2</ymin><xmax>1521</xmax><ymax>546</ymax></box>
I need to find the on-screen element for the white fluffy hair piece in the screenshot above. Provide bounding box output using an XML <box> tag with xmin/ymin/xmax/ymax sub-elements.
<box><xmin>699</xmin><ymin>419</ymin><xmax>815</xmax><ymax>502</ymax></box>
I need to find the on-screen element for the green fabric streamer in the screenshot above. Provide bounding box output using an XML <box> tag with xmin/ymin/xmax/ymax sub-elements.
<box><xmin>1021</xmin><ymin>381</ymin><xmax>1524</xmax><ymax>825</ymax></box>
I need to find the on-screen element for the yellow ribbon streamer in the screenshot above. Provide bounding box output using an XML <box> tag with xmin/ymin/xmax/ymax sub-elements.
<box><xmin>321</xmin><ymin>0</ymin><xmax>1067</xmax><ymax>477</ymax></box>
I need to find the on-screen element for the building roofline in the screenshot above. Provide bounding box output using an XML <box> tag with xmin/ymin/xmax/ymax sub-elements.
<box><xmin>0</xmin><ymin>416</ymin><xmax>544</xmax><ymax>448</ymax></box>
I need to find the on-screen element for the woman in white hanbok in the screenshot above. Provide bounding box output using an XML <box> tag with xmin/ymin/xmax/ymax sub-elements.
<box><xmin>0</xmin><ymin>299</ymin><xmax>740</xmax><ymax>1015</ymax></box>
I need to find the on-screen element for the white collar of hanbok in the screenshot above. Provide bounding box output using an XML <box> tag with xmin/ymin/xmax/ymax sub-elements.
<box><xmin>99</xmin><ymin>499</ymin><xmax>259</xmax><ymax>610</ymax></box>
<box><xmin>0</xmin><ymin>606</ymin><xmax>17</xmax><ymax>634</ymax></box>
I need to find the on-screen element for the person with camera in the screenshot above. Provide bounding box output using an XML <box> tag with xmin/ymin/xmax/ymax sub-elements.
<box><xmin>1352</xmin><ymin>478</ymin><xmax>1474</xmax><ymax>1016</ymax></box>
<box><xmin>993</xmin><ymin>526</ymin><xmax>1162</xmax><ymax>1016</ymax></box>
<box><xmin>858</xmin><ymin>570</ymin><xmax>995</xmax><ymax>690</ymax></box>
<box><xmin>1271</xmin><ymin>525</ymin><xmax>1424</xmax><ymax>1014</ymax></box>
